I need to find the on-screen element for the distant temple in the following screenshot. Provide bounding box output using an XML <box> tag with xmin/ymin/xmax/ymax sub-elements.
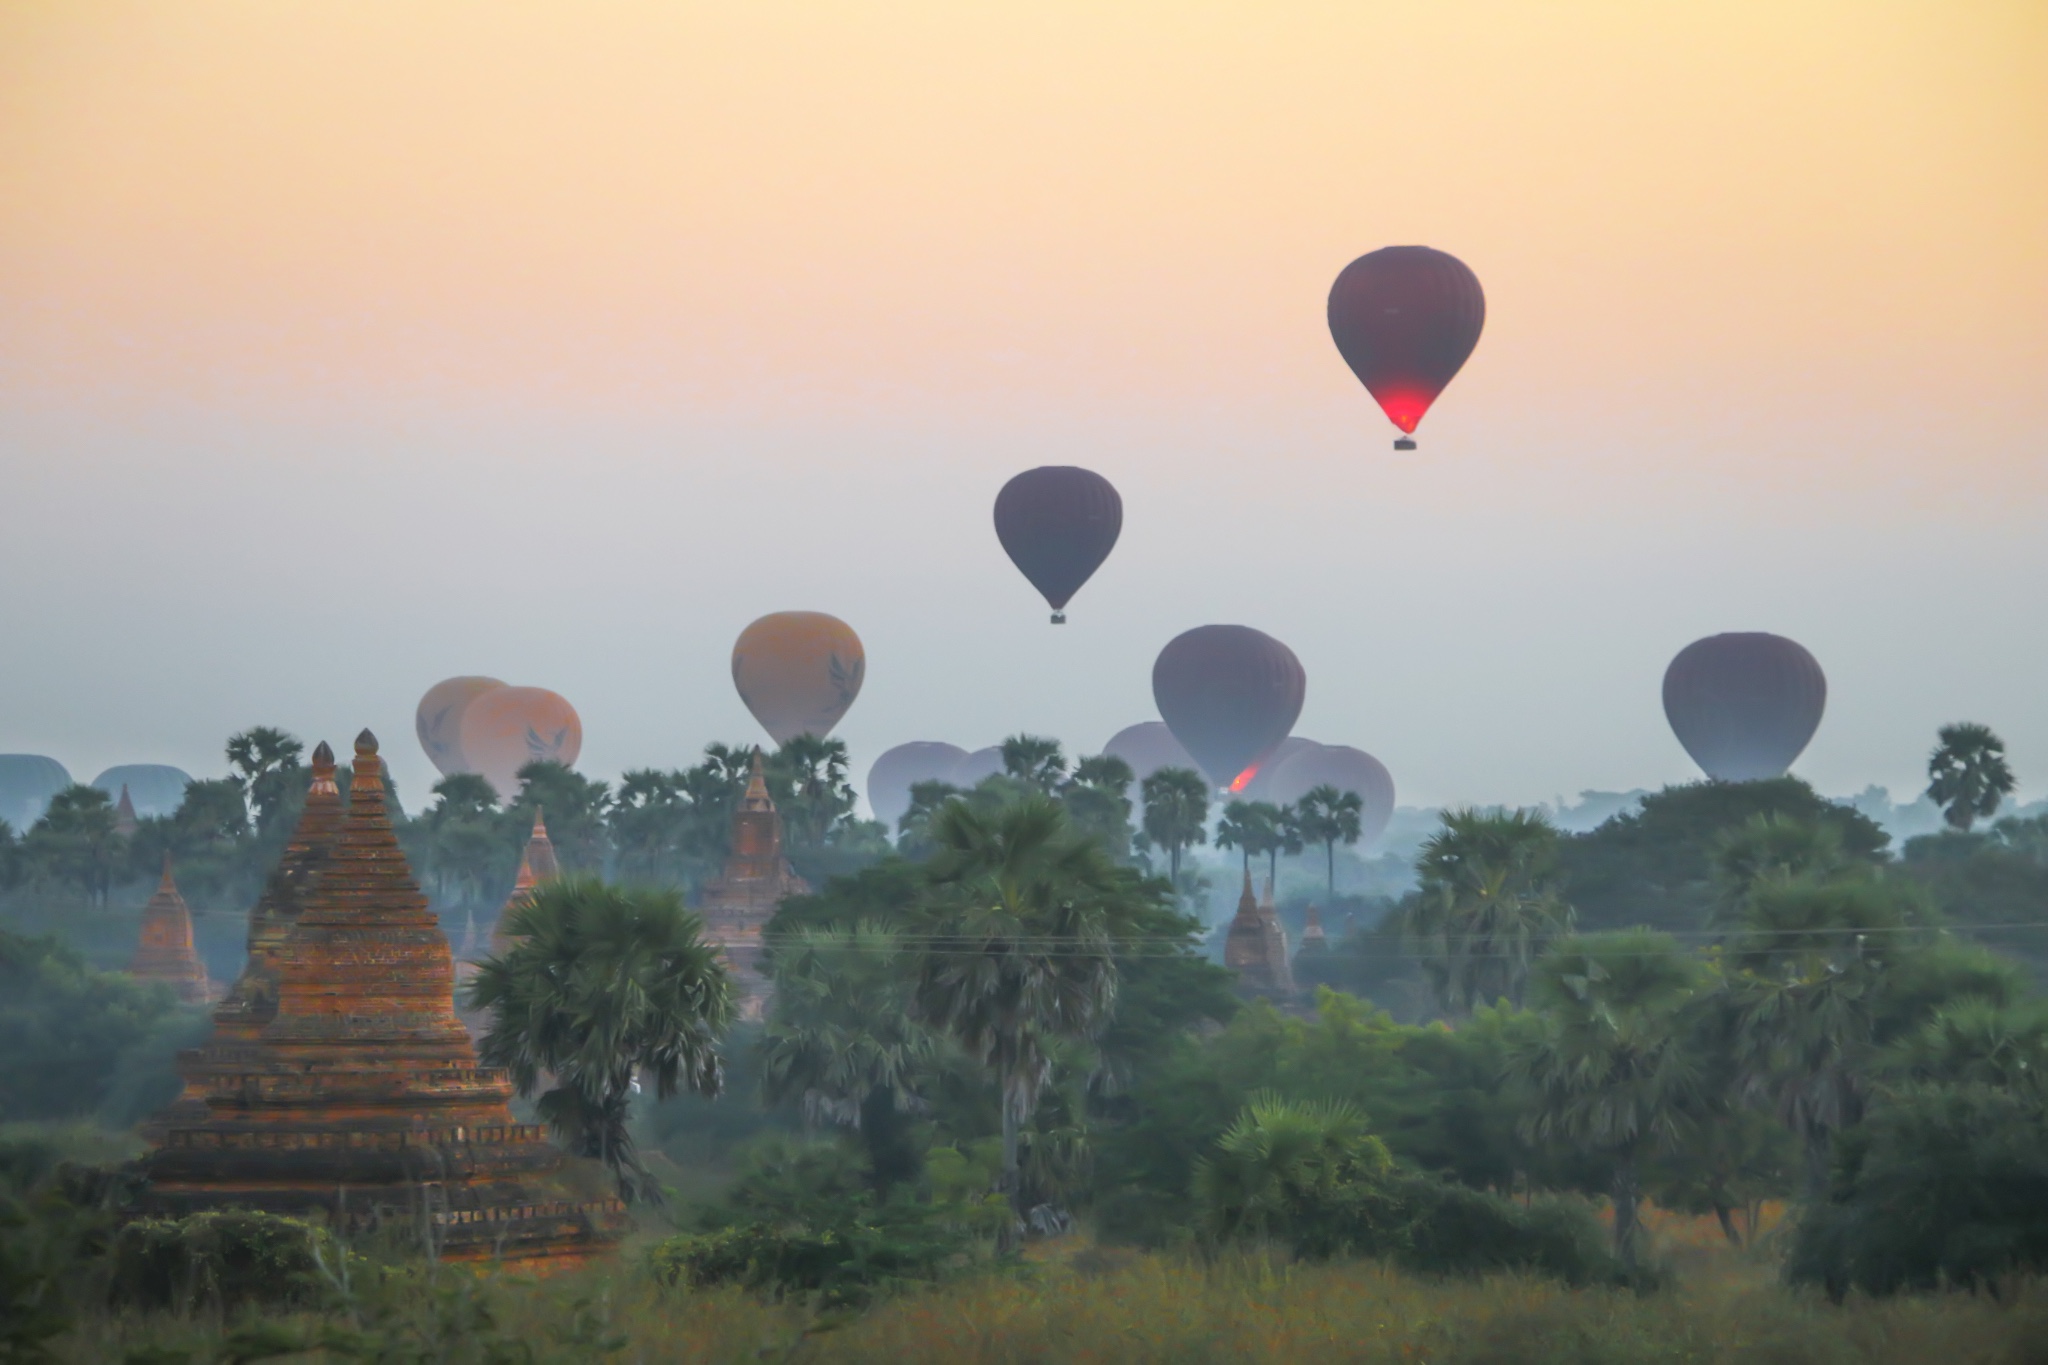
<box><xmin>129</xmin><ymin>857</ymin><xmax>212</xmax><ymax>1004</ymax></box>
<box><xmin>455</xmin><ymin>809</ymin><xmax>561</xmax><ymax>1040</ymax></box>
<box><xmin>696</xmin><ymin>752</ymin><xmax>809</xmax><ymax>1019</ymax></box>
<box><xmin>1224</xmin><ymin>868</ymin><xmax>1294</xmax><ymax>999</ymax></box>
<box><xmin>113</xmin><ymin>785</ymin><xmax>140</xmax><ymax>839</ymax></box>
<box><xmin>144</xmin><ymin>732</ymin><xmax>624</xmax><ymax>1270</ymax></box>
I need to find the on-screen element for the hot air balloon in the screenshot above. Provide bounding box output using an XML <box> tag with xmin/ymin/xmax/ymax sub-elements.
<box><xmin>1102</xmin><ymin>722</ymin><xmax>1200</xmax><ymax>783</ymax></box>
<box><xmin>1261</xmin><ymin>744</ymin><xmax>1396</xmax><ymax>846</ymax></box>
<box><xmin>1663</xmin><ymin>633</ymin><xmax>1826</xmax><ymax>782</ymax></box>
<box><xmin>953</xmin><ymin>746</ymin><xmax>1006</xmax><ymax>788</ymax></box>
<box><xmin>732</xmin><ymin>612</ymin><xmax>865</xmax><ymax>746</ymax></box>
<box><xmin>1237</xmin><ymin>736</ymin><xmax>1321</xmax><ymax>801</ymax></box>
<box><xmin>457</xmin><ymin>686</ymin><xmax>583</xmax><ymax>799</ymax></box>
<box><xmin>1328</xmin><ymin>246</ymin><xmax>1485</xmax><ymax>450</ymax></box>
<box><xmin>0</xmin><ymin>755</ymin><xmax>70</xmax><ymax>829</ymax></box>
<box><xmin>1152</xmin><ymin>626</ymin><xmax>1306</xmax><ymax>792</ymax></box>
<box><xmin>866</xmin><ymin>741</ymin><xmax>969</xmax><ymax>829</ymax></box>
<box><xmin>415</xmin><ymin>676</ymin><xmax>506</xmax><ymax>777</ymax></box>
<box><xmin>993</xmin><ymin>467</ymin><xmax>1123</xmax><ymax>624</ymax></box>
<box><xmin>91</xmin><ymin>765</ymin><xmax>193</xmax><ymax>819</ymax></box>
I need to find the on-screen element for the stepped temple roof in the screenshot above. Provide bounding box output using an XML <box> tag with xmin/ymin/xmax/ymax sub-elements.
<box><xmin>129</xmin><ymin>857</ymin><xmax>212</xmax><ymax>1004</ymax></box>
<box><xmin>697</xmin><ymin>751</ymin><xmax>809</xmax><ymax>1020</ymax></box>
<box><xmin>1224</xmin><ymin>868</ymin><xmax>1294</xmax><ymax>999</ymax></box>
<box><xmin>145</xmin><ymin>731</ymin><xmax>624</xmax><ymax>1270</ymax></box>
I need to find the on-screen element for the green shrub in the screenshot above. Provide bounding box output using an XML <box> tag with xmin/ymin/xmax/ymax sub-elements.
<box><xmin>1787</xmin><ymin>1083</ymin><xmax>2048</xmax><ymax>1298</ymax></box>
<box><xmin>109</xmin><ymin>1210</ymin><xmax>339</xmax><ymax>1312</ymax></box>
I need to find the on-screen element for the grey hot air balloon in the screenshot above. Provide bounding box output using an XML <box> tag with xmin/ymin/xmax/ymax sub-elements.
<box><xmin>1663</xmin><ymin>633</ymin><xmax>1826</xmax><ymax>782</ymax></box>
<box><xmin>0</xmin><ymin>755</ymin><xmax>71</xmax><ymax>830</ymax></box>
<box><xmin>1260</xmin><ymin>744</ymin><xmax>1396</xmax><ymax>847</ymax></box>
<box><xmin>866</xmin><ymin>742</ymin><xmax>970</xmax><ymax>830</ymax></box>
<box><xmin>91</xmin><ymin>765</ymin><xmax>194</xmax><ymax>819</ymax></box>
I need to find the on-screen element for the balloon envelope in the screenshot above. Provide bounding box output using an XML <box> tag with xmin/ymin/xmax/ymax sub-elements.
<box><xmin>732</xmin><ymin>612</ymin><xmax>866</xmax><ymax>745</ymax></box>
<box><xmin>91</xmin><ymin>765</ymin><xmax>193</xmax><ymax>819</ymax></box>
<box><xmin>1663</xmin><ymin>633</ymin><xmax>1826</xmax><ymax>782</ymax></box>
<box><xmin>1237</xmin><ymin>736</ymin><xmax>1321</xmax><ymax>801</ymax></box>
<box><xmin>867</xmin><ymin>741</ymin><xmax>969</xmax><ymax>829</ymax></box>
<box><xmin>1262</xmin><ymin>745</ymin><xmax>1396</xmax><ymax>847</ymax></box>
<box><xmin>993</xmin><ymin>467</ymin><xmax>1123</xmax><ymax>616</ymax></box>
<box><xmin>457</xmin><ymin>686</ymin><xmax>583</xmax><ymax>799</ymax></box>
<box><xmin>1152</xmin><ymin>626</ymin><xmax>1307</xmax><ymax>791</ymax></box>
<box><xmin>1102</xmin><ymin>722</ymin><xmax>1199</xmax><ymax>783</ymax></box>
<box><xmin>0</xmin><ymin>755</ymin><xmax>71</xmax><ymax>829</ymax></box>
<box><xmin>1328</xmin><ymin>246</ymin><xmax>1485</xmax><ymax>436</ymax></box>
<box><xmin>416</xmin><ymin>676</ymin><xmax>506</xmax><ymax>777</ymax></box>
<box><xmin>954</xmin><ymin>746</ymin><xmax>1006</xmax><ymax>788</ymax></box>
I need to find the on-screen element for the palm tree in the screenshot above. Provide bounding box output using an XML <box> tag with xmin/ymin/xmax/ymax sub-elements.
<box><xmin>769</xmin><ymin>736</ymin><xmax>857</xmax><ymax>849</ymax></box>
<box><xmin>1510</xmin><ymin>930</ymin><xmax>1705</xmax><ymax>1264</ymax></box>
<box><xmin>1926</xmin><ymin>722</ymin><xmax>2016</xmax><ymax>833</ymax></box>
<box><xmin>759</xmin><ymin>922</ymin><xmax>939</xmax><ymax>1195</ymax></box>
<box><xmin>1061</xmin><ymin>754</ymin><xmax>1136</xmax><ymax>861</ymax></box>
<box><xmin>1215</xmin><ymin>800</ymin><xmax>1299</xmax><ymax>886</ymax></box>
<box><xmin>1193</xmin><ymin>1093</ymin><xmax>1392</xmax><ymax>1244</ymax></box>
<box><xmin>1293</xmin><ymin>785</ymin><xmax>1364</xmax><ymax>899</ymax></box>
<box><xmin>1403</xmin><ymin>808</ymin><xmax>1573</xmax><ymax>1016</ymax></box>
<box><xmin>469</xmin><ymin>874</ymin><xmax>733</xmax><ymax>1203</ymax></box>
<box><xmin>1001</xmin><ymin>734</ymin><xmax>1069</xmax><ymax>793</ymax></box>
<box><xmin>1139</xmin><ymin>767</ymin><xmax>1209</xmax><ymax>893</ymax></box>
<box><xmin>908</xmin><ymin>795</ymin><xmax>1135</xmax><ymax>1231</ymax></box>
<box><xmin>226</xmin><ymin>726</ymin><xmax>305</xmax><ymax>834</ymax></box>
<box><xmin>1711</xmin><ymin>812</ymin><xmax>1848</xmax><ymax>918</ymax></box>
<box><xmin>1728</xmin><ymin>876</ymin><xmax>1909</xmax><ymax>1196</ymax></box>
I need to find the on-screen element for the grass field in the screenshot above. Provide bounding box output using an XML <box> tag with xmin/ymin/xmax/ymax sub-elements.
<box><xmin>50</xmin><ymin>1215</ymin><xmax>2048</xmax><ymax>1365</ymax></box>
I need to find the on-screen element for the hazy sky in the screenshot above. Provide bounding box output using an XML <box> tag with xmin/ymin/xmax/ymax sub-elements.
<box><xmin>3</xmin><ymin>1</ymin><xmax>2044</xmax><ymax>814</ymax></box>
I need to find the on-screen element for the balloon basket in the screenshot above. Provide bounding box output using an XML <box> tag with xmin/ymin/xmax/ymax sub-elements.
<box><xmin>1050</xmin><ymin>613</ymin><xmax>1066</xmax><ymax>625</ymax></box>
<box><xmin>1393</xmin><ymin>437</ymin><xmax>1417</xmax><ymax>451</ymax></box>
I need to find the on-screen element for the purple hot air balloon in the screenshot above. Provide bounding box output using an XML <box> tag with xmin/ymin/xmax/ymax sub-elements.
<box><xmin>994</xmin><ymin>467</ymin><xmax>1123</xmax><ymax>624</ymax></box>
<box><xmin>1663</xmin><ymin>633</ymin><xmax>1826</xmax><ymax>782</ymax></box>
<box><xmin>1152</xmin><ymin>626</ymin><xmax>1306</xmax><ymax>792</ymax></box>
<box><xmin>866</xmin><ymin>741</ymin><xmax>969</xmax><ymax>830</ymax></box>
<box><xmin>1237</xmin><ymin>736</ymin><xmax>1322</xmax><ymax>802</ymax></box>
<box><xmin>954</xmin><ymin>746</ymin><xmax>1007</xmax><ymax>788</ymax></box>
<box><xmin>1261</xmin><ymin>744</ymin><xmax>1396</xmax><ymax>847</ymax></box>
<box><xmin>1102</xmin><ymin>722</ymin><xmax>1200</xmax><ymax>783</ymax></box>
<box><xmin>1328</xmin><ymin>246</ymin><xmax>1486</xmax><ymax>450</ymax></box>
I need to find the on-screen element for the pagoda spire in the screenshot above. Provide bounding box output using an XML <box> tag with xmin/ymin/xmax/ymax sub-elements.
<box><xmin>113</xmin><ymin>784</ymin><xmax>139</xmax><ymax>839</ymax></box>
<box><xmin>130</xmin><ymin>855</ymin><xmax>211</xmax><ymax>1004</ymax></box>
<box><xmin>1225</xmin><ymin>863</ymin><xmax>1294</xmax><ymax>999</ymax></box>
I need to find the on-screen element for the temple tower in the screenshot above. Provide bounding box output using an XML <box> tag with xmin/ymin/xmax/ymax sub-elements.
<box><xmin>1223</xmin><ymin>868</ymin><xmax>1294</xmax><ymax>999</ymax></box>
<box><xmin>129</xmin><ymin>858</ymin><xmax>212</xmax><ymax>1004</ymax></box>
<box><xmin>456</xmin><ymin>809</ymin><xmax>560</xmax><ymax>1039</ymax></box>
<box><xmin>696</xmin><ymin>752</ymin><xmax>809</xmax><ymax>1019</ymax></box>
<box><xmin>113</xmin><ymin>785</ymin><xmax>140</xmax><ymax>839</ymax></box>
<box><xmin>146</xmin><ymin>732</ymin><xmax>624</xmax><ymax>1269</ymax></box>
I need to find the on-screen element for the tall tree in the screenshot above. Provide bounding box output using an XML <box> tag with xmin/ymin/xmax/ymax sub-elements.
<box><xmin>1138</xmin><ymin>767</ymin><xmax>1210</xmax><ymax>894</ymax></box>
<box><xmin>1403</xmin><ymin>808</ymin><xmax>1573</xmax><ymax>1016</ymax></box>
<box><xmin>1510</xmin><ymin>930</ymin><xmax>1705</xmax><ymax>1264</ymax></box>
<box><xmin>416</xmin><ymin>774</ymin><xmax>505</xmax><ymax>904</ymax></box>
<box><xmin>897</xmin><ymin>779</ymin><xmax>965</xmax><ymax>858</ymax></box>
<box><xmin>1061</xmin><ymin>754</ymin><xmax>1136</xmax><ymax>862</ymax></box>
<box><xmin>909</xmin><ymin>795</ymin><xmax>1135</xmax><ymax>1231</ymax></box>
<box><xmin>1001</xmin><ymin>734</ymin><xmax>1069</xmax><ymax>794</ymax></box>
<box><xmin>469</xmin><ymin>875</ymin><xmax>732</xmax><ymax>1202</ymax></box>
<box><xmin>1215</xmin><ymin>800</ymin><xmax>1299</xmax><ymax>886</ymax></box>
<box><xmin>21</xmin><ymin>785</ymin><xmax>122</xmax><ymax>904</ymax></box>
<box><xmin>760</xmin><ymin>922</ymin><xmax>939</xmax><ymax>1195</ymax></box>
<box><xmin>767</xmin><ymin>735</ymin><xmax>858</xmax><ymax>850</ymax></box>
<box><xmin>225</xmin><ymin>727</ymin><xmax>304</xmax><ymax>835</ymax></box>
<box><xmin>1926</xmin><ymin>722</ymin><xmax>2016</xmax><ymax>833</ymax></box>
<box><xmin>508</xmin><ymin>761</ymin><xmax>612</xmax><ymax>873</ymax></box>
<box><xmin>1293</xmin><ymin>785</ymin><xmax>1365</xmax><ymax>899</ymax></box>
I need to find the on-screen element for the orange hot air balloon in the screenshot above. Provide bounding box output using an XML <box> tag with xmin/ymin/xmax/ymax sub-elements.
<box><xmin>457</xmin><ymin>686</ymin><xmax>583</xmax><ymax>799</ymax></box>
<box><xmin>415</xmin><ymin>676</ymin><xmax>506</xmax><ymax>777</ymax></box>
<box><xmin>731</xmin><ymin>612</ymin><xmax>866</xmax><ymax>745</ymax></box>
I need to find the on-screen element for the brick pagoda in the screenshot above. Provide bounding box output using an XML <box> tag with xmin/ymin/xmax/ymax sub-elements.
<box><xmin>1224</xmin><ymin>868</ymin><xmax>1294</xmax><ymax>999</ymax></box>
<box><xmin>697</xmin><ymin>752</ymin><xmax>808</xmax><ymax>1019</ymax></box>
<box><xmin>145</xmin><ymin>732</ymin><xmax>624</xmax><ymax>1269</ymax></box>
<box><xmin>129</xmin><ymin>857</ymin><xmax>212</xmax><ymax>1004</ymax></box>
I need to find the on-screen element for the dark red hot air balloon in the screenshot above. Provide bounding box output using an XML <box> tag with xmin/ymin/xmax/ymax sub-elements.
<box><xmin>994</xmin><ymin>467</ymin><xmax>1123</xmax><ymax>623</ymax></box>
<box><xmin>1152</xmin><ymin>626</ymin><xmax>1306</xmax><ymax>792</ymax></box>
<box><xmin>1663</xmin><ymin>633</ymin><xmax>1827</xmax><ymax>782</ymax></box>
<box><xmin>1328</xmin><ymin>246</ymin><xmax>1485</xmax><ymax>449</ymax></box>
